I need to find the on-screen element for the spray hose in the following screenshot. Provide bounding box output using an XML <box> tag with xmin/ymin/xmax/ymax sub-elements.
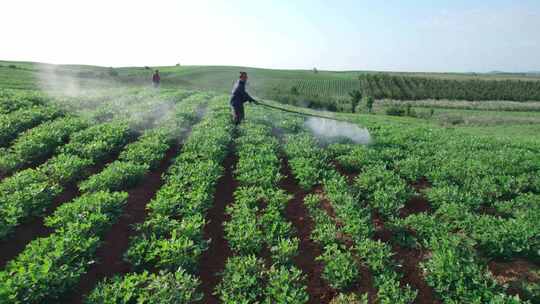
<box><xmin>255</xmin><ymin>101</ymin><xmax>346</xmax><ymax>122</ymax></box>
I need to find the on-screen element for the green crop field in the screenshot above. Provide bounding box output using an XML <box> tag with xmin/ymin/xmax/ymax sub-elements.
<box><xmin>0</xmin><ymin>61</ymin><xmax>538</xmax><ymax>303</ymax></box>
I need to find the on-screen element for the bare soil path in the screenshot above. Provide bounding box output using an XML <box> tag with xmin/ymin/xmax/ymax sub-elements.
<box><xmin>198</xmin><ymin>146</ymin><xmax>238</xmax><ymax>304</ymax></box>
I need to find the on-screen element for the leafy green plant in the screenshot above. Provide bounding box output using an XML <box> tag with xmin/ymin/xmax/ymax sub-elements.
<box><xmin>264</xmin><ymin>265</ymin><xmax>309</xmax><ymax>304</ymax></box>
<box><xmin>0</xmin><ymin>117</ymin><xmax>88</xmax><ymax>173</ymax></box>
<box><xmin>118</xmin><ymin>128</ymin><xmax>172</xmax><ymax>169</ymax></box>
<box><xmin>270</xmin><ymin>237</ymin><xmax>300</xmax><ymax>266</ymax></box>
<box><xmin>317</xmin><ymin>244</ymin><xmax>359</xmax><ymax>290</ymax></box>
<box><xmin>354</xmin><ymin>165</ymin><xmax>412</xmax><ymax>218</ymax></box>
<box><xmin>44</xmin><ymin>191</ymin><xmax>128</xmax><ymax>232</ymax></box>
<box><xmin>0</xmin><ymin>230</ymin><xmax>100</xmax><ymax>303</ymax></box>
<box><xmin>260</xmin><ymin>207</ymin><xmax>293</xmax><ymax>246</ymax></box>
<box><xmin>224</xmin><ymin>199</ymin><xmax>264</xmax><ymax>255</ymax></box>
<box><xmin>0</xmin><ymin>169</ymin><xmax>62</xmax><ymax>238</ymax></box>
<box><xmin>60</xmin><ymin>121</ymin><xmax>131</xmax><ymax>161</ymax></box>
<box><xmin>375</xmin><ymin>271</ymin><xmax>417</xmax><ymax>304</ymax></box>
<box><xmin>0</xmin><ymin>106</ymin><xmax>62</xmax><ymax>146</ymax></box>
<box><xmin>0</xmin><ymin>89</ymin><xmax>49</xmax><ymax>114</ymax></box>
<box><xmin>216</xmin><ymin>255</ymin><xmax>266</xmax><ymax>304</ymax></box>
<box><xmin>283</xmin><ymin>133</ymin><xmax>329</xmax><ymax>189</ymax></box>
<box><xmin>85</xmin><ymin>270</ymin><xmax>202</xmax><ymax>304</ymax></box>
<box><xmin>330</xmin><ymin>293</ymin><xmax>369</xmax><ymax>304</ymax></box>
<box><xmin>422</xmin><ymin>235</ymin><xmax>519</xmax><ymax>303</ymax></box>
<box><xmin>79</xmin><ymin>161</ymin><xmax>149</xmax><ymax>193</ymax></box>
<box><xmin>126</xmin><ymin>215</ymin><xmax>207</xmax><ymax>272</ymax></box>
<box><xmin>39</xmin><ymin>153</ymin><xmax>93</xmax><ymax>184</ymax></box>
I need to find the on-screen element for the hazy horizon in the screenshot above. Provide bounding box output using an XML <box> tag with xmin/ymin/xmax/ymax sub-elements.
<box><xmin>2</xmin><ymin>0</ymin><xmax>539</xmax><ymax>73</ymax></box>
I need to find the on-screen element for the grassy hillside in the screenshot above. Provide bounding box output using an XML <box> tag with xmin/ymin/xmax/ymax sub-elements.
<box><xmin>2</xmin><ymin>60</ymin><xmax>540</xmax><ymax>98</ymax></box>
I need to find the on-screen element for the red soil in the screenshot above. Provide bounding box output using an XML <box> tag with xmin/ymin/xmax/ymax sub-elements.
<box><xmin>411</xmin><ymin>177</ymin><xmax>431</xmax><ymax>192</ymax></box>
<box><xmin>400</xmin><ymin>177</ymin><xmax>434</xmax><ymax>218</ymax></box>
<box><xmin>280</xmin><ymin>158</ymin><xmax>337</xmax><ymax>304</ymax></box>
<box><xmin>400</xmin><ymin>195</ymin><xmax>433</xmax><ymax>218</ymax></box>
<box><xmin>331</xmin><ymin>160</ymin><xmax>359</xmax><ymax>183</ymax></box>
<box><xmin>198</xmin><ymin>149</ymin><xmax>238</xmax><ymax>304</ymax></box>
<box><xmin>489</xmin><ymin>259</ymin><xmax>540</xmax><ymax>299</ymax></box>
<box><xmin>315</xmin><ymin>189</ymin><xmax>378</xmax><ymax>303</ymax></box>
<box><xmin>372</xmin><ymin>211</ymin><xmax>441</xmax><ymax>303</ymax></box>
<box><xmin>64</xmin><ymin>144</ymin><xmax>180</xmax><ymax>304</ymax></box>
<box><xmin>392</xmin><ymin>244</ymin><xmax>440</xmax><ymax>304</ymax></box>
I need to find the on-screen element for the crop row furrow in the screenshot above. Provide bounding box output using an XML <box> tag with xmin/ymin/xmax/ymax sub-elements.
<box><xmin>63</xmin><ymin>93</ymin><xmax>207</xmax><ymax>303</ymax></box>
<box><xmin>0</xmin><ymin>92</ymin><xmax>208</xmax><ymax>303</ymax></box>
<box><xmin>254</xmin><ymin>107</ymin><xmax>420</xmax><ymax>303</ymax></box>
<box><xmin>84</xmin><ymin>96</ymin><xmax>233</xmax><ymax>303</ymax></box>
<box><xmin>0</xmin><ymin>121</ymin><xmax>132</xmax><ymax>241</ymax></box>
<box><xmin>326</xmin><ymin>133</ymin><xmax>528</xmax><ymax>303</ymax></box>
<box><xmin>217</xmin><ymin>116</ymin><xmax>308</xmax><ymax>303</ymax></box>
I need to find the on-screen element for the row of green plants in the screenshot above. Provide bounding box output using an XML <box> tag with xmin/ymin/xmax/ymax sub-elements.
<box><xmin>218</xmin><ymin>118</ymin><xmax>309</xmax><ymax>303</ymax></box>
<box><xmin>77</xmin><ymin>93</ymin><xmax>204</xmax><ymax>194</ymax></box>
<box><xmin>358</xmin><ymin>73</ymin><xmax>540</xmax><ymax>101</ymax></box>
<box><xmin>0</xmin><ymin>116</ymin><xmax>89</xmax><ymax>174</ymax></box>
<box><xmin>329</xmin><ymin>121</ymin><xmax>539</xmax><ymax>260</ymax></box>
<box><xmin>353</xmin><ymin>165</ymin><xmax>413</xmax><ymax>220</ymax></box>
<box><xmin>0</xmin><ymin>89</ymin><xmax>199</xmax><ymax>175</ymax></box>
<box><xmin>400</xmin><ymin>212</ymin><xmax>527</xmax><ymax>303</ymax></box>
<box><xmin>0</xmin><ymin>121</ymin><xmax>131</xmax><ymax>240</ymax></box>
<box><xmin>0</xmin><ymin>89</ymin><xmax>50</xmax><ymax>115</ymax></box>
<box><xmin>278</xmin><ymin>123</ymin><xmax>418</xmax><ymax>303</ymax></box>
<box><xmin>0</xmin><ymin>105</ymin><xmax>62</xmax><ymax>147</ymax></box>
<box><xmin>385</xmin><ymin>128</ymin><xmax>539</xmax><ymax>261</ymax></box>
<box><xmin>328</xmin><ymin>122</ymin><xmax>535</xmax><ymax>302</ymax></box>
<box><xmin>86</xmin><ymin>97</ymin><xmax>233</xmax><ymax>303</ymax></box>
<box><xmin>0</xmin><ymin>92</ymin><xmax>210</xmax><ymax>303</ymax></box>
<box><xmin>0</xmin><ymin>89</ymin><xmax>201</xmax><ymax>240</ymax></box>
<box><xmin>0</xmin><ymin>190</ymin><xmax>129</xmax><ymax>303</ymax></box>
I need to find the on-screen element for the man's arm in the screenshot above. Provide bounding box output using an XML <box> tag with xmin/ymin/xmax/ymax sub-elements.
<box><xmin>244</xmin><ymin>91</ymin><xmax>256</xmax><ymax>103</ymax></box>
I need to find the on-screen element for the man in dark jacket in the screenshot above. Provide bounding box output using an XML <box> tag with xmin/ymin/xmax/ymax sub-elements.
<box><xmin>152</xmin><ymin>70</ymin><xmax>161</xmax><ymax>88</ymax></box>
<box><xmin>230</xmin><ymin>72</ymin><xmax>257</xmax><ymax>124</ymax></box>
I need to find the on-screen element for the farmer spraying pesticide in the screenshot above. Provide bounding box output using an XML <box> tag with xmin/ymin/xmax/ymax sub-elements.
<box><xmin>230</xmin><ymin>72</ymin><xmax>258</xmax><ymax>124</ymax></box>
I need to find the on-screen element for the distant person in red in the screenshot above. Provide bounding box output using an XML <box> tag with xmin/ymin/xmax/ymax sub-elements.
<box><xmin>152</xmin><ymin>70</ymin><xmax>160</xmax><ymax>88</ymax></box>
<box><xmin>230</xmin><ymin>72</ymin><xmax>258</xmax><ymax>124</ymax></box>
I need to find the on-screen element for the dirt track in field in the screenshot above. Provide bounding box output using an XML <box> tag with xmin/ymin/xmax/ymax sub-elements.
<box><xmin>64</xmin><ymin>144</ymin><xmax>180</xmax><ymax>304</ymax></box>
<box><xmin>280</xmin><ymin>158</ymin><xmax>337</xmax><ymax>304</ymax></box>
<box><xmin>198</xmin><ymin>146</ymin><xmax>238</xmax><ymax>304</ymax></box>
<box><xmin>373</xmin><ymin>207</ymin><xmax>441</xmax><ymax>304</ymax></box>
<box><xmin>316</xmin><ymin>188</ymin><xmax>378</xmax><ymax>303</ymax></box>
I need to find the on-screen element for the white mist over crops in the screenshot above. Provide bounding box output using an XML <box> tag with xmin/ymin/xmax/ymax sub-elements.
<box><xmin>35</xmin><ymin>63</ymin><xmax>179</xmax><ymax>132</ymax></box>
<box><xmin>305</xmin><ymin>117</ymin><xmax>371</xmax><ymax>145</ymax></box>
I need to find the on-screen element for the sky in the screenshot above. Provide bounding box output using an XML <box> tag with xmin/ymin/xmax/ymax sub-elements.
<box><xmin>1</xmin><ymin>0</ymin><xmax>539</xmax><ymax>72</ymax></box>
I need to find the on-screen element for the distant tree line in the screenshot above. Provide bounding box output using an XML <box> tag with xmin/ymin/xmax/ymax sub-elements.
<box><xmin>358</xmin><ymin>74</ymin><xmax>540</xmax><ymax>101</ymax></box>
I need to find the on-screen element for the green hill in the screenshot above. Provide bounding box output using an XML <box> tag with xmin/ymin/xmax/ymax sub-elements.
<box><xmin>2</xmin><ymin>60</ymin><xmax>540</xmax><ymax>112</ymax></box>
